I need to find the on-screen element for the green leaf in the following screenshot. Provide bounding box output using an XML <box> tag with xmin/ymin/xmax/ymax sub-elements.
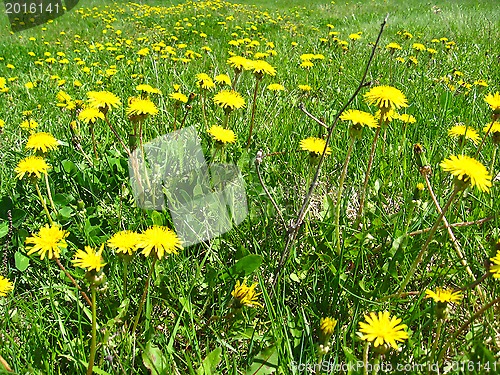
<box><xmin>142</xmin><ymin>341</ymin><xmax>168</xmax><ymax>375</ymax></box>
<box><xmin>0</xmin><ymin>221</ymin><xmax>9</xmax><ymax>238</ymax></box>
<box><xmin>229</xmin><ymin>254</ymin><xmax>263</xmax><ymax>277</ymax></box>
<box><xmin>245</xmin><ymin>345</ymin><xmax>278</xmax><ymax>375</ymax></box>
<box><xmin>11</xmin><ymin>209</ymin><xmax>26</xmax><ymax>228</ymax></box>
<box><xmin>196</xmin><ymin>347</ymin><xmax>222</xmax><ymax>375</ymax></box>
<box><xmin>14</xmin><ymin>251</ymin><xmax>30</xmax><ymax>272</ymax></box>
<box><xmin>150</xmin><ymin>211</ymin><xmax>164</xmax><ymax>226</ymax></box>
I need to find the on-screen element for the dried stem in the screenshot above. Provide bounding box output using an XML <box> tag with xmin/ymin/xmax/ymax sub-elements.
<box><xmin>408</xmin><ymin>216</ymin><xmax>494</xmax><ymax>237</ymax></box>
<box><xmin>55</xmin><ymin>258</ymin><xmax>92</xmax><ymax>307</ymax></box>
<box><xmin>271</xmin><ymin>14</ymin><xmax>389</xmax><ymax>292</ymax></box>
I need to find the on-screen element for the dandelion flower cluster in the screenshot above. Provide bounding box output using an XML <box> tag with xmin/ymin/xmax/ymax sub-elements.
<box><xmin>358</xmin><ymin>311</ymin><xmax>408</xmax><ymax>350</ymax></box>
<box><xmin>440</xmin><ymin>155</ymin><xmax>492</xmax><ymax>192</ymax></box>
<box><xmin>25</xmin><ymin>224</ymin><xmax>69</xmax><ymax>260</ymax></box>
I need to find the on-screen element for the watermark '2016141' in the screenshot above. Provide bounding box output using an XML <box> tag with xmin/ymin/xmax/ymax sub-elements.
<box><xmin>3</xmin><ymin>0</ymin><xmax>79</xmax><ymax>32</ymax></box>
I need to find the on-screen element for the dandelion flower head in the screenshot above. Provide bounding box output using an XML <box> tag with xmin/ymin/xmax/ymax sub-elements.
<box><xmin>87</xmin><ymin>90</ymin><xmax>121</xmax><ymax>112</ymax></box>
<box><xmin>73</xmin><ymin>245</ymin><xmax>106</xmax><ymax>272</ymax></box>
<box><xmin>208</xmin><ymin>125</ymin><xmax>236</xmax><ymax>144</ymax></box>
<box><xmin>15</xmin><ymin>155</ymin><xmax>50</xmax><ymax>180</ymax></box>
<box><xmin>25</xmin><ymin>132</ymin><xmax>59</xmax><ymax>153</ymax></box>
<box><xmin>358</xmin><ymin>311</ymin><xmax>408</xmax><ymax>350</ymax></box>
<box><xmin>78</xmin><ymin>107</ymin><xmax>105</xmax><ymax>124</ymax></box>
<box><xmin>0</xmin><ymin>275</ymin><xmax>13</xmax><ymax>297</ymax></box>
<box><xmin>213</xmin><ymin>90</ymin><xmax>246</xmax><ymax>111</ymax></box>
<box><xmin>485</xmin><ymin>92</ymin><xmax>500</xmax><ymax>113</ymax></box>
<box><xmin>425</xmin><ymin>287</ymin><xmax>462</xmax><ymax>304</ymax></box>
<box><xmin>126</xmin><ymin>98</ymin><xmax>159</xmax><ymax>117</ymax></box>
<box><xmin>320</xmin><ymin>317</ymin><xmax>337</xmax><ymax>336</ymax></box>
<box><xmin>169</xmin><ymin>92</ymin><xmax>188</xmax><ymax>103</ymax></box>
<box><xmin>137</xmin><ymin>226</ymin><xmax>183</xmax><ymax>260</ymax></box>
<box><xmin>300</xmin><ymin>137</ymin><xmax>332</xmax><ymax>156</ymax></box>
<box><xmin>25</xmin><ymin>224</ymin><xmax>69</xmax><ymax>260</ymax></box>
<box><xmin>490</xmin><ymin>250</ymin><xmax>500</xmax><ymax>279</ymax></box>
<box><xmin>107</xmin><ymin>230</ymin><xmax>142</xmax><ymax>256</ymax></box>
<box><xmin>231</xmin><ymin>279</ymin><xmax>263</xmax><ymax>308</ymax></box>
<box><xmin>340</xmin><ymin>109</ymin><xmax>378</xmax><ymax>128</ymax></box>
<box><xmin>440</xmin><ymin>155</ymin><xmax>492</xmax><ymax>192</ymax></box>
<box><xmin>448</xmin><ymin>124</ymin><xmax>480</xmax><ymax>145</ymax></box>
<box><xmin>364</xmin><ymin>85</ymin><xmax>408</xmax><ymax>111</ymax></box>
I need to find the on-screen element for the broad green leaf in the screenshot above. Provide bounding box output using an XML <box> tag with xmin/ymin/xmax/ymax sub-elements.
<box><xmin>14</xmin><ymin>251</ymin><xmax>29</xmax><ymax>271</ymax></box>
<box><xmin>229</xmin><ymin>254</ymin><xmax>263</xmax><ymax>277</ymax></box>
<box><xmin>244</xmin><ymin>345</ymin><xmax>278</xmax><ymax>375</ymax></box>
<box><xmin>196</xmin><ymin>347</ymin><xmax>222</xmax><ymax>375</ymax></box>
<box><xmin>142</xmin><ymin>341</ymin><xmax>168</xmax><ymax>375</ymax></box>
<box><xmin>0</xmin><ymin>221</ymin><xmax>9</xmax><ymax>238</ymax></box>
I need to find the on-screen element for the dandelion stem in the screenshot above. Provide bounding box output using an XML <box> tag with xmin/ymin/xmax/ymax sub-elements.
<box><xmin>422</xmin><ymin>172</ymin><xmax>486</xmax><ymax>302</ymax></box>
<box><xmin>395</xmin><ymin>185</ymin><xmax>461</xmax><ymax>296</ymax></box>
<box><xmin>104</xmin><ymin>115</ymin><xmax>131</xmax><ymax>158</ymax></box>
<box><xmin>172</xmin><ymin>105</ymin><xmax>178</xmax><ymax>131</ymax></box>
<box><xmin>89</xmin><ymin>123</ymin><xmax>99</xmax><ymax>160</ymax></box>
<box><xmin>428</xmin><ymin>318</ymin><xmax>442</xmax><ymax>374</ymax></box>
<box><xmin>44</xmin><ymin>173</ymin><xmax>57</xmax><ymax>216</ymax></box>
<box><xmin>489</xmin><ymin>146</ymin><xmax>497</xmax><ymax>176</ymax></box>
<box><xmin>474</xmin><ymin>116</ymin><xmax>495</xmax><ymax>158</ymax></box>
<box><xmin>35</xmin><ymin>181</ymin><xmax>53</xmax><ymax>225</ymax></box>
<box><xmin>255</xmin><ymin>150</ymin><xmax>286</xmax><ymax>228</ymax></box>
<box><xmin>335</xmin><ymin>136</ymin><xmax>355</xmax><ymax>254</ymax></box>
<box><xmin>437</xmin><ymin>296</ymin><xmax>500</xmax><ymax>365</ymax></box>
<box><xmin>363</xmin><ymin>342</ymin><xmax>369</xmax><ymax>375</ymax></box>
<box><xmin>86</xmin><ymin>286</ymin><xmax>97</xmax><ymax>375</ymax></box>
<box><xmin>55</xmin><ymin>258</ymin><xmax>92</xmax><ymax>307</ymax></box>
<box><xmin>246</xmin><ymin>79</ymin><xmax>260</xmax><ymax>148</ymax></box>
<box><xmin>354</xmin><ymin>126</ymin><xmax>382</xmax><ymax>228</ymax></box>
<box><xmin>372</xmin><ymin>354</ymin><xmax>380</xmax><ymax>375</ymax></box>
<box><xmin>132</xmin><ymin>256</ymin><xmax>157</xmax><ymax>333</ymax></box>
<box><xmin>271</xmin><ymin>14</ymin><xmax>389</xmax><ymax>293</ymax></box>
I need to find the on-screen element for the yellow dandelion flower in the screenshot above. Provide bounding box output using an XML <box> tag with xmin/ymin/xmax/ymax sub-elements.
<box><xmin>358</xmin><ymin>311</ymin><xmax>408</xmax><ymax>350</ymax></box>
<box><xmin>227</xmin><ymin>55</ymin><xmax>252</xmax><ymax>71</ymax></box>
<box><xmin>425</xmin><ymin>288</ymin><xmax>462</xmax><ymax>304</ymax></box>
<box><xmin>298</xmin><ymin>84</ymin><xmax>311</xmax><ymax>91</ymax></box>
<box><xmin>483</xmin><ymin>121</ymin><xmax>500</xmax><ymax>134</ymax></box>
<box><xmin>136</xmin><ymin>84</ymin><xmax>162</xmax><ymax>95</ymax></box>
<box><xmin>340</xmin><ymin>109</ymin><xmax>378</xmax><ymax>128</ymax></box>
<box><xmin>20</xmin><ymin>119</ymin><xmax>38</xmax><ymax>130</ymax></box>
<box><xmin>137</xmin><ymin>226</ymin><xmax>183</xmax><ymax>260</ymax></box>
<box><xmin>215</xmin><ymin>74</ymin><xmax>232</xmax><ymax>86</ymax></box>
<box><xmin>0</xmin><ymin>119</ymin><xmax>4</xmax><ymax>128</ymax></box>
<box><xmin>169</xmin><ymin>92</ymin><xmax>188</xmax><ymax>103</ymax></box>
<box><xmin>485</xmin><ymin>92</ymin><xmax>500</xmax><ymax>113</ymax></box>
<box><xmin>300</xmin><ymin>137</ymin><xmax>332</xmax><ymax>156</ymax></box>
<box><xmin>196</xmin><ymin>73</ymin><xmax>216</xmax><ymax>90</ymax></box>
<box><xmin>126</xmin><ymin>98</ymin><xmax>159</xmax><ymax>117</ymax></box>
<box><xmin>397</xmin><ymin>113</ymin><xmax>416</xmax><ymax>123</ymax></box>
<box><xmin>300</xmin><ymin>60</ymin><xmax>314</xmax><ymax>69</ymax></box>
<box><xmin>25</xmin><ymin>132</ymin><xmax>59</xmax><ymax>153</ymax></box>
<box><xmin>448</xmin><ymin>124</ymin><xmax>480</xmax><ymax>145</ymax></box>
<box><xmin>440</xmin><ymin>155</ymin><xmax>492</xmax><ymax>192</ymax></box>
<box><xmin>364</xmin><ymin>85</ymin><xmax>408</xmax><ymax>111</ymax></box>
<box><xmin>25</xmin><ymin>224</ymin><xmax>68</xmax><ymax>260</ymax></box>
<box><xmin>320</xmin><ymin>317</ymin><xmax>337</xmax><ymax>336</ymax></box>
<box><xmin>213</xmin><ymin>90</ymin><xmax>245</xmax><ymax>111</ymax></box>
<box><xmin>78</xmin><ymin>107</ymin><xmax>105</xmax><ymax>124</ymax></box>
<box><xmin>267</xmin><ymin>83</ymin><xmax>284</xmax><ymax>91</ymax></box>
<box><xmin>107</xmin><ymin>230</ymin><xmax>141</xmax><ymax>256</ymax></box>
<box><xmin>231</xmin><ymin>279</ymin><xmax>263</xmax><ymax>308</ymax></box>
<box><xmin>73</xmin><ymin>245</ymin><xmax>106</xmax><ymax>272</ymax></box>
<box><xmin>412</xmin><ymin>43</ymin><xmax>426</xmax><ymax>51</ymax></box>
<box><xmin>87</xmin><ymin>90</ymin><xmax>121</xmax><ymax>112</ymax></box>
<box><xmin>250</xmin><ymin>60</ymin><xmax>276</xmax><ymax>77</ymax></box>
<box><xmin>386</xmin><ymin>42</ymin><xmax>402</xmax><ymax>51</ymax></box>
<box><xmin>490</xmin><ymin>250</ymin><xmax>500</xmax><ymax>278</ymax></box>
<box><xmin>0</xmin><ymin>275</ymin><xmax>13</xmax><ymax>297</ymax></box>
<box><xmin>208</xmin><ymin>125</ymin><xmax>236</xmax><ymax>144</ymax></box>
<box><xmin>15</xmin><ymin>155</ymin><xmax>50</xmax><ymax>180</ymax></box>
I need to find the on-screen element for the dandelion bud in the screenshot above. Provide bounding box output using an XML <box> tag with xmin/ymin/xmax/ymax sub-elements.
<box><xmin>85</xmin><ymin>270</ymin><xmax>107</xmax><ymax>287</ymax></box>
<box><xmin>413</xmin><ymin>143</ymin><xmax>428</xmax><ymax>168</ymax></box>
<box><xmin>412</xmin><ymin>183</ymin><xmax>425</xmax><ymax>202</ymax></box>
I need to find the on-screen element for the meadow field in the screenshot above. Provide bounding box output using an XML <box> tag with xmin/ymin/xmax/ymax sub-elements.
<box><xmin>0</xmin><ymin>0</ymin><xmax>499</xmax><ymax>373</ymax></box>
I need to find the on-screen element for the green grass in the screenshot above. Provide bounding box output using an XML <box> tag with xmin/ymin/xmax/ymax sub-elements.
<box><xmin>0</xmin><ymin>0</ymin><xmax>499</xmax><ymax>374</ymax></box>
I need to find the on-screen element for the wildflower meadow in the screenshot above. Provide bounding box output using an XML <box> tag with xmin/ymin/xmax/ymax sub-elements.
<box><xmin>0</xmin><ymin>0</ymin><xmax>499</xmax><ymax>373</ymax></box>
